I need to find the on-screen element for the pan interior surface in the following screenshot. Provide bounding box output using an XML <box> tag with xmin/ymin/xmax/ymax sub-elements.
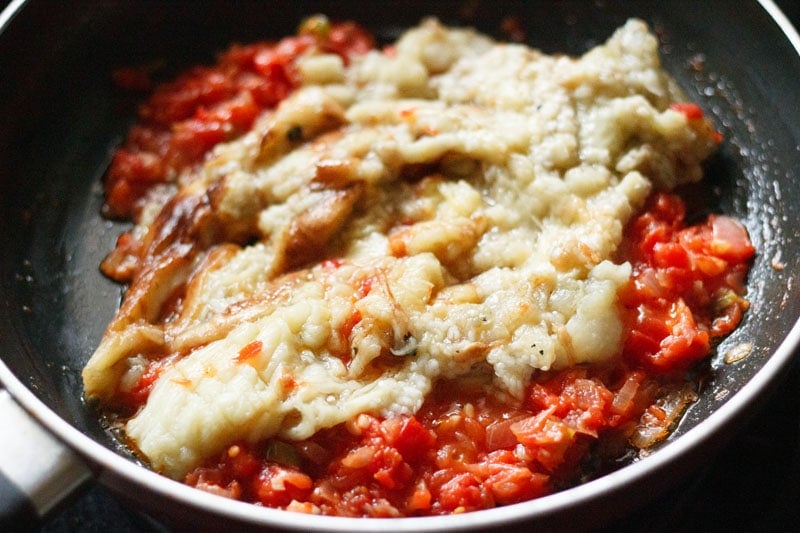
<box><xmin>1</xmin><ymin>1</ymin><xmax>799</xmax><ymax>529</ymax></box>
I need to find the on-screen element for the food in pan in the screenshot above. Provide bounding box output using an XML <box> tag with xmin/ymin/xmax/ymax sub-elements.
<box><xmin>83</xmin><ymin>17</ymin><xmax>754</xmax><ymax>516</ymax></box>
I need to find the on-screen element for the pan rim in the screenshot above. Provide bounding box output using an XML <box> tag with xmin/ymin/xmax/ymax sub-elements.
<box><xmin>1</xmin><ymin>0</ymin><xmax>799</xmax><ymax>529</ymax></box>
<box><xmin>2</xmin><ymin>318</ymin><xmax>799</xmax><ymax>531</ymax></box>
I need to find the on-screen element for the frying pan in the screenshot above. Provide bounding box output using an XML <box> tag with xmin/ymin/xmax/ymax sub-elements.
<box><xmin>1</xmin><ymin>0</ymin><xmax>799</xmax><ymax>531</ymax></box>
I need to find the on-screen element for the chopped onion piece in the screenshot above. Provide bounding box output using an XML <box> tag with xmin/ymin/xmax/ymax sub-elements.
<box><xmin>629</xmin><ymin>384</ymin><xmax>697</xmax><ymax>449</ymax></box>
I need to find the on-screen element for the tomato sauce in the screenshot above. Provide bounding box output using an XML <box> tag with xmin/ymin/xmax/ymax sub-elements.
<box><xmin>104</xmin><ymin>20</ymin><xmax>755</xmax><ymax>518</ymax></box>
<box><xmin>104</xmin><ymin>20</ymin><xmax>373</xmax><ymax>220</ymax></box>
<box><xmin>178</xmin><ymin>193</ymin><xmax>753</xmax><ymax>517</ymax></box>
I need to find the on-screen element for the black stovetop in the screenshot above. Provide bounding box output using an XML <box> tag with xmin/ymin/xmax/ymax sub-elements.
<box><xmin>24</xmin><ymin>1</ymin><xmax>800</xmax><ymax>531</ymax></box>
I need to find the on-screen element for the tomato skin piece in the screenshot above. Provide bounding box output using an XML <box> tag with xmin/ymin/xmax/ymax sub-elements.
<box><xmin>393</xmin><ymin>416</ymin><xmax>436</xmax><ymax>463</ymax></box>
<box><xmin>406</xmin><ymin>479</ymin><xmax>433</xmax><ymax>512</ymax></box>
<box><xmin>511</xmin><ymin>409</ymin><xmax>575</xmax><ymax>472</ymax></box>
<box><xmin>669</xmin><ymin>102</ymin><xmax>705</xmax><ymax>120</ymax></box>
<box><xmin>252</xmin><ymin>464</ymin><xmax>313</xmax><ymax>507</ymax></box>
<box><xmin>668</xmin><ymin>102</ymin><xmax>724</xmax><ymax>142</ymax></box>
<box><xmin>432</xmin><ymin>471</ymin><xmax>494</xmax><ymax>513</ymax></box>
<box><xmin>321</xmin><ymin>22</ymin><xmax>376</xmax><ymax>63</ymax></box>
<box><xmin>111</xmin><ymin>355</ymin><xmax>181</xmax><ymax>413</ymax></box>
<box><xmin>339</xmin><ymin>310</ymin><xmax>362</xmax><ymax>340</ymax></box>
<box><xmin>626</xmin><ymin>299</ymin><xmax>710</xmax><ymax>371</ymax></box>
<box><xmin>480</xmin><ymin>454</ymin><xmax>549</xmax><ymax>504</ymax></box>
<box><xmin>236</xmin><ymin>340</ymin><xmax>263</xmax><ymax>362</ymax></box>
<box><xmin>371</xmin><ymin>447</ymin><xmax>411</xmax><ymax>490</ymax></box>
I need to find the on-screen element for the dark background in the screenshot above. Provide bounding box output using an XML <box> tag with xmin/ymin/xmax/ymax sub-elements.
<box><xmin>1</xmin><ymin>0</ymin><xmax>798</xmax><ymax>531</ymax></box>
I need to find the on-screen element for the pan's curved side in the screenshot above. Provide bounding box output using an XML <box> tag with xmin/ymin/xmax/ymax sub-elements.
<box><xmin>0</xmin><ymin>1</ymin><xmax>799</xmax><ymax>531</ymax></box>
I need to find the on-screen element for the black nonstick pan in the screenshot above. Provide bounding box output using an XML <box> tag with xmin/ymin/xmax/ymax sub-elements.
<box><xmin>2</xmin><ymin>1</ymin><xmax>800</xmax><ymax>531</ymax></box>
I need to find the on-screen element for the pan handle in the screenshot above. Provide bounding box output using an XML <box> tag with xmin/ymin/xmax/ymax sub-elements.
<box><xmin>0</xmin><ymin>389</ymin><xmax>93</xmax><ymax>531</ymax></box>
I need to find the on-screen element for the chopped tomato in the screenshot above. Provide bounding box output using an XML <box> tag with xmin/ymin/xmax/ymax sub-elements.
<box><xmin>433</xmin><ymin>471</ymin><xmax>493</xmax><ymax>513</ymax></box>
<box><xmin>669</xmin><ymin>102</ymin><xmax>724</xmax><ymax>142</ymax></box>
<box><xmin>252</xmin><ymin>464</ymin><xmax>313</xmax><ymax>507</ymax></box>
<box><xmin>320</xmin><ymin>21</ymin><xmax>375</xmax><ymax>63</ymax></box>
<box><xmin>236</xmin><ymin>340</ymin><xmax>263</xmax><ymax>362</ymax></box>
<box><xmin>392</xmin><ymin>416</ymin><xmax>436</xmax><ymax>463</ymax></box>
<box><xmin>104</xmin><ymin>22</ymin><xmax>374</xmax><ymax>219</ymax></box>
<box><xmin>620</xmin><ymin>193</ymin><xmax>754</xmax><ymax>372</ymax></box>
<box><xmin>481</xmin><ymin>456</ymin><xmax>548</xmax><ymax>504</ymax></box>
<box><xmin>669</xmin><ymin>102</ymin><xmax>705</xmax><ymax>121</ymax></box>
<box><xmin>113</xmin><ymin>356</ymin><xmax>173</xmax><ymax>412</ymax></box>
<box><xmin>511</xmin><ymin>409</ymin><xmax>576</xmax><ymax>471</ymax></box>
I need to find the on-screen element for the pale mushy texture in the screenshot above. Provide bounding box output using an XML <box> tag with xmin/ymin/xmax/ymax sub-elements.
<box><xmin>83</xmin><ymin>19</ymin><xmax>720</xmax><ymax>478</ymax></box>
